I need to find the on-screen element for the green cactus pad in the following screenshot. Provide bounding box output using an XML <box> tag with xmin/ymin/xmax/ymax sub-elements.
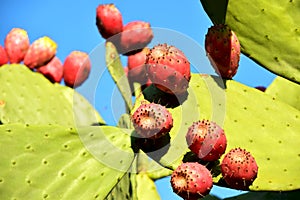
<box><xmin>0</xmin><ymin>64</ymin><xmax>104</xmax><ymax>126</ymax></box>
<box><xmin>136</xmin><ymin>173</ymin><xmax>160</xmax><ymax>200</ymax></box>
<box><xmin>0</xmin><ymin>123</ymin><xmax>134</xmax><ymax>199</ymax></box>
<box><xmin>140</xmin><ymin>73</ymin><xmax>300</xmax><ymax>191</ymax></box>
<box><xmin>265</xmin><ymin>76</ymin><xmax>300</xmax><ymax>110</ymax></box>
<box><xmin>200</xmin><ymin>0</ymin><xmax>300</xmax><ymax>84</ymax></box>
<box><xmin>105</xmin><ymin>42</ymin><xmax>132</xmax><ymax>111</ymax></box>
<box><xmin>225</xmin><ymin>190</ymin><xmax>300</xmax><ymax>200</ymax></box>
<box><xmin>105</xmin><ymin>172</ymin><xmax>132</xmax><ymax>200</ymax></box>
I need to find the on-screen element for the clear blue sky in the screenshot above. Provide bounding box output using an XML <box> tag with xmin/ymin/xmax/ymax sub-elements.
<box><xmin>1</xmin><ymin>0</ymin><xmax>276</xmax><ymax>199</ymax></box>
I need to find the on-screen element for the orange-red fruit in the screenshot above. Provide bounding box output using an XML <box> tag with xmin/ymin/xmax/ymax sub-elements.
<box><xmin>186</xmin><ymin>119</ymin><xmax>227</xmax><ymax>161</ymax></box>
<box><xmin>0</xmin><ymin>45</ymin><xmax>9</xmax><ymax>66</ymax></box>
<box><xmin>131</xmin><ymin>103</ymin><xmax>173</xmax><ymax>139</ymax></box>
<box><xmin>127</xmin><ymin>47</ymin><xmax>149</xmax><ymax>84</ymax></box>
<box><xmin>96</xmin><ymin>4</ymin><xmax>123</xmax><ymax>39</ymax></box>
<box><xmin>24</xmin><ymin>36</ymin><xmax>57</xmax><ymax>69</ymax></box>
<box><xmin>37</xmin><ymin>56</ymin><xmax>63</xmax><ymax>83</ymax></box>
<box><xmin>4</xmin><ymin>28</ymin><xmax>30</xmax><ymax>63</ymax></box>
<box><xmin>146</xmin><ymin>43</ymin><xmax>191</xmax><ymax>95</ymax></box>
<box><xmin>63</xmin><ymin>51</ymin><xmax>91</xmax><ymax>88</ymax></box>
<box><xmin>205</xmin><ymin>24</ymin><xmax>240</xmax><ymax>79</ymax></box>
<box><xmin>119</xmin><ymin>21</ymin><xmax>153</xmax><ymax>55</ymax></box>
<box><xmin>221</xmin><ymin>147</ymin><xmax>258</xmax><ymax>190</ymax></box>
<box><xmin>170</xmin><ymin>162</ymin><xmax>213</xmax><ymax>200</ymax></box>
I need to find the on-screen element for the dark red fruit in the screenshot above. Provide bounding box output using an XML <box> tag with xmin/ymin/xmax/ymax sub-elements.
<box><xmin>186</xmin><ymin>119</ymin><xmax>227</xmax><ymax>161</ymax></box>
<box><xmin>205</xmin><ymin>24</ymin><xmax>240</xmax><ymax>79</ymax></box>
<box><xmin>63</xmin><ymin>51</ymin><xmax>91</xmax><ymax>88</ymax></box>
<box><xmin>221</xmin><ymin>147</ymin><xmax>258</xmax><ymax>190</ymax></box>
<box><xmin>170</xmin><ymin>162</ymin><xmax>213</xmax><ymax>200</ymax></box>
<box><xmin>127</xmin><ymin>47</ymin><xmax>149</xmax><ymax>84</ymax></box>
<box><xmin>118</xmin><ymin>21</ymin><xmax>153</xmax><ymax>55</ymax></box>
<box><xmin>146</xmin><ymin>43</ymin><xmax>191</xmax><ymax>95</ymax></box>
<box><xmin>0</xmin><ymin>45</ymin><xmax>9</xmax><ymax>66</ymax></box>
<box><xmin>96</xmin><ymin>4</ymin><xmax>123</xmax><ymax>39</ymax></box>
<box><xmin>131</xmin><ymin>103</ymin><xmax>173</xmax><ymax>139</ymax></box>
<box><xmin>37</xmin><ymin>56</ymin><xmax>63</xmax><ymax>83</ymax></box>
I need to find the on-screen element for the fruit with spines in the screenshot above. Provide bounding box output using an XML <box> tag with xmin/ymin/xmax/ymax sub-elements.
<box><xmin>186</xmin><ymin>119</ymin><xmax>227</xmax><ymax>162</ymax></box>
<box><xmin>0</xmin><ymin>45</ymin><xmax>9</xmax><ymax>66</ymax></box>
<box><xmin>170</xmin><ymin>162</ymin><xmax>213</xmax><ymax>200</ymax></box>
<box><xmin>63</xmin><ymin>51</ymin><xmax>91</xmax><ymax>88</ymax></box>
<box><xmin>131</xmin><ymin>102</ymin><xmax>173</xmax><ymax>139</ymax></box>
<box><xmin>37</xmin><ymin>56</ymin><xmax>63</xmax><ymax>83</ymax></box>
<box><xmin>221</xmin><ymin>147</ymin><xmax>258</xmax><ymax>190</ymax></box>
<box><xmin>205</xmin><ymin>24</ymin><xmax>240</xmax><ymax>79</ymax></box>
<box><xmin>96</xmin><ymin>4</ymin><xmax>123</xmax><ymax>39</ymax></box>
<box><xmin>24</xmin><ymin>36</ymin><xmax>57</xmax><ymax>69</ymax></box>
<box><xmin>146</xmin><ymin>43</ymin><xmax>191</xmax><ymax>95</ymax></box>
<box><xmin>119</xmin><ymin>21</ymin><xmax>153</xmax><ymax>55</ymax></box>
<box><xmin>4</xmin><ymin>28</ymin><xmax>30</xmax><ymax>63</ymax></box>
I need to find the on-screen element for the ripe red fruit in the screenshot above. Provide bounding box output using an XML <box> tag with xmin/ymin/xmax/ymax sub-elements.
<box><xmin>131</xmin><ymin>103</ymin><xmax>173</xmax><ymax>139</ymax></box>
<box><xmin>170</xmin><ymin>162</ymin><xmax>213</xmax><ymax>200</ymax></box>
<box><xmin>24</xmin><ymin>36</ymin><xmax>57</xmax><ymax>69</ymax></box>
<box><xmin>4</xmin><ymin>28</ymin><xmax>30</xmax><ymax>63</ymax></box>
<box><xmin>0</xmin><ymin>45</ymin><xmax>9</xmax><ymax>66</ymax></box>
<box><xmin>205</xmin><ymin>24</ymin><xmax>240</xmax><ymax>79</ymax></box>
<box><xmin>127</xmin><ymin>47</ymin><xmax>149</xmax><ymax>84</ymax></box>
<box><xmin>221</xmin><ymin>147</ymin><xmax>258</xmax><ymax>190</ymax></box>
<box><xmin>96</xmin><ymin>4</ymin><xmax>123</xmax><ymax>39</ymax></box>
<box><xmin>63</xmin><ymin>51</ymin><xmax>91</xmax><ymax>88</ymax></box>
<box><xmin>186</xmin><ymin>119</ymin><xmax>227</xmax><ymax>162</ymax></box>
<box><xmin>118</xmin><ymin>21</ymin><xmax>153</xmax><ymax>55</ymax></box>
<box><xmin>37</xmin><ymin>56</ymin><xmax>63</xmax><ymax>83</ymax></box>
<box><xmin>146</xmin><ymin>43</ymin><xmax>191</xmax><ymax>95</ymax></box>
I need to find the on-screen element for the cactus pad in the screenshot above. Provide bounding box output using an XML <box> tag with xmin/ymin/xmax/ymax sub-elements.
<box><xmin>0</xmin><ymin>64</ymin><xmax>104</xmax><ymax>126</ymax></box>
<box><xmin>0</xmin><ymin>123</ymin><xmax>134</xmax><ymax>199</ymax></box>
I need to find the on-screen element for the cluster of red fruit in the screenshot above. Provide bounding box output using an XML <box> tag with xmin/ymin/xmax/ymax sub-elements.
<box><xmin>132</xmin><ymin>102</ymin><xmax>258</xmax><ymax>199</ymax></box>
<box><xmin>0</xmin><ymin>28</ymin><xmax>91</xmax><ymax>88</ymax></box>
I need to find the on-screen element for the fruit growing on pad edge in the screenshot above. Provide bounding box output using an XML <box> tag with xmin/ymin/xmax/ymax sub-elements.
<box><xmin>4</xmin><ymin>28</ymin><xmax>30</xmax><ymax>64</ymax></box>
<box><xmin>186</xmin><ymin>119</ymin><xmax>227</xmax><ymax>162</ymax></box>
<box><xmin>0</xmin><ymin>45</ymin><xmax>9</xmax><ymax>66</ymax></box>
<box><xmin>205</xmin><ymin>24</ymin><xmax>240</xmax><ymax>79</ymax></box>
<box><xmin>63</xmin><ymin>51</ymin><xmax>91</xmax><ymax>88</ymax></box>
<box><xmin>221</xmin><ymin>147</ymin><xmax>258</xmax><ymax>190</ymax></box>
<box><xmin>24</xmin><ymin>36</ymin><xmax>57</xmax><ymax>69</ymax></box>
<box><xmin>131</xmin><ymin>102</ymin><xmax>173</xmax><ymax>139</ymax></box>
<box><xmin>96</xmin><ymin>4</ymin><xmax>123</xmax><ymax>39</ymax></box>
<box><xmin>170</xmin><ymin>162</ymin><xmax>213</xmax><ymax>200</ymax></box>
<box><xmin>37</xmin><ymin>56</ymin><xmax>63</xmax><ymax>83</ymax></box>
<box><xmin>146</xmin><ymin>43</ymin><xmax>191</xmax><ymax>95</ymax></box>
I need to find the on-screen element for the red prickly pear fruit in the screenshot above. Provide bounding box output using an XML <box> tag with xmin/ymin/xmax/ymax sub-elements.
<box><xmin>24</xmin><ymin>36</ymin><xmax>57</xmax><ymax>69</ymax></box>
<box><xmin>221</xmin><ymin>147</ymin><xmax>258</xmax><ymax>190</ymax></box>
<box><xmin>118</xmin><ymin>21</ymin><xmax>153</xmax><ymax>55</ymax></box>
<box><xmin>37</xmin><ymin>56</ymin><xmax>63</xmax><ymax>83</ymax></box>
<box><xmin>4</xmin><ymin>28</ymin><xmax>30</xmax><ymax>63</ymax></box>
<box><xmin>0</xmin><ymin>45</ymin><xmax>9</xmax><ymax>66</ymax></box>
<box><xmin>127</xmin><ymin>47</ymin><xmax>149</xmax><ymax>84</ymax></box>
<box><xmin>186</xmin><ymin>119</ymin><xmax>227</xmax><ymax>162</ymax></box>
<box><xmin>96</xmin><ymin>4</ymin><xmax>123</xmax><ymax>39</ymax></box>
<box><xmin>170</xmin><ymin>162</ymin><xmax>213</xmax><ymax>200</ymax></box>
<box><xmin>63</xmin><ymin>51</ymin><xmax>91</xmax><ymax>88</ymax></box>
<box><xmin>131</xmin><ymin>102</ymin><xmax>173</xmax><ymax>139</ymax></box>
<box><xmin>205</xmin><ymin>24</ymin><xmax>240</xmax><ymax>79</ymax></box>
<box><xmin>146</xmin><ymin>43</ymin><xmax>191</xmax><ymax>95</ymax></box>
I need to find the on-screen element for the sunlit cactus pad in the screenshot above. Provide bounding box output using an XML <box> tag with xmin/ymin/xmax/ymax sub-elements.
<box><xmin>0</xmin><ymin>123</ymin><xmax>134</xmax><ymax>199</ymax></box>
<box><xmin>266</xmin><ymin>76</ymin><xmax>300</xmax><ymax>110</ymax></box>
<box><xmin>140</xmin><ymin>73</ymin><xmax>300</xmax><ymax>191</ymax></box>
<box><xmin>0</xmin><ymin>64</ymin><xmax>104</xmax><ymax>126</ymax></box>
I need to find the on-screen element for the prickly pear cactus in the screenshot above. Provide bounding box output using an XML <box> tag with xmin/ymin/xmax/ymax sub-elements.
<box><xmin>0</xmin><ymin>64</ymin><xmax>104</xmax><ymax>126</ymax></box>
<box><xmin>200</xmin><ymin>0</ymin><xmax>300</xmax><ymax>84</ymax></box>
<box><xmin>0</xmin><ymin>124</ymin><xmax>134</xmax><ymax>199</ymax></box>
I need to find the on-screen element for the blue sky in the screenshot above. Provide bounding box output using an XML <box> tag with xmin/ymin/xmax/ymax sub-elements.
<box><xmin>1</xmin><ymin>0</ymin><xmax>276</xmax><ymax>199</ymax></box>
